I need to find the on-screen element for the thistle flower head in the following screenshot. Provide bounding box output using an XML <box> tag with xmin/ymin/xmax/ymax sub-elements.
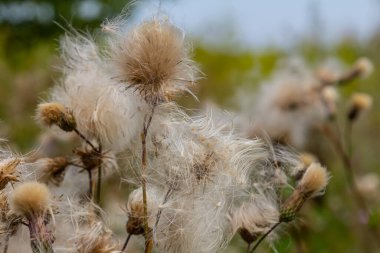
<box><xmin>36</xmin><ymin>102</ymin><xmax>76</xmax><ymax>132</ymax></box>
<box><xmin>10</xmin><ymin>182</ymin><xmax>51</xmax><ymax>218</ymax></box>
<box><xmin>354</xmin><ymin>57</ymin><xmax>373</xmax><ymax>78</ymax></box>
<box><xmin>356</xmin><ymin>173</ymin><xmax>380</xmax><ymax>200</ymax></box>
<box><xmin>126</xmin><ymin>187</ymin><xmax>159</xmax><ymax>235</ymax></box>
<box><xmin>348</xmin><ymin>93</ymin><xmax>373</xmax><ymax>121</ymax></box>
<box><xmin>0</xmin><ymin>158</ymin><xmax>20</xmax><ymax>189</ymax></box>
<box><xmin>298</xmin><ymin>163</ymin><xmax>329</xmax><ymax>197</ymax></box>
<box><xmin>280</xmin><ymin>163</ymin><xmax>329</xmax><ymax>222</ymax></box>
<box><xmin>35</xmin><ymin>157</ymin><xmax>69</xmax><ymax>186</ymax></box>
<box><xmin>112</xmin><ymin>18</ymin><xmax>198</xmax><ymax>104</ymax></box>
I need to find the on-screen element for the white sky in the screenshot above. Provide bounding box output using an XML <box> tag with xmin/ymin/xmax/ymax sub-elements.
<box><xmin>133</xmin><ymin>0</ymin><xmax>380</xmax><ymax>48</ymax></box>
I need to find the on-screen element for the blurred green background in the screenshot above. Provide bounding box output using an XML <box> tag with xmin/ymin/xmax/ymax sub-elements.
<box><xmin>1</xmin><ymin>1</ymin><xmax>380</xmax><ymax>252</ymax></box>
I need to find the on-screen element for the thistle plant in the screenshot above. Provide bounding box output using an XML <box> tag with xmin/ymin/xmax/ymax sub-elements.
<box><xmin>0</xmin><ymin>9</ymin><xmax>335</xmax><ymax>253</ymax></box>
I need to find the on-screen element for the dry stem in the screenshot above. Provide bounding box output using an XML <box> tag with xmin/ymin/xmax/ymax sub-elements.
<box><xmin>141</xmin><ymin>106</ymin><xmax>155</xmax><ymax>253</ymax></box>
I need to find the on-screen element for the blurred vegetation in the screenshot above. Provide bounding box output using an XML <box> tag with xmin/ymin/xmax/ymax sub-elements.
<box><xmin>1</xmin><ymin>2</ymin><xmax>380</xmax><ymax>253</ymax></box>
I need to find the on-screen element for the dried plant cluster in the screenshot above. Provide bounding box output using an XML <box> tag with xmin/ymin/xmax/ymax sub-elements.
<box><xmin>0</xmin><ymin>11</ymin><xmax>348</xmax><ymax>253</ymax></box>
<box><xmin>236</xmin><ymin>55</ymin><xmax>378</xmax><ymax>250</ymax></box>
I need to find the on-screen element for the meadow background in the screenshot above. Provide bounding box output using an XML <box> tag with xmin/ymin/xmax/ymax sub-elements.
<box><xmin>1</xmin><ymin>0</ymin><xmax>380</xmax><ymax>252</ymax></box>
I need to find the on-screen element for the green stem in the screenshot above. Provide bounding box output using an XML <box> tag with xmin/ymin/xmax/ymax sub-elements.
<box><xmin>249</xmin><ymin>222</ymin><xmax>281</xmax><ymax>253</ymax></box>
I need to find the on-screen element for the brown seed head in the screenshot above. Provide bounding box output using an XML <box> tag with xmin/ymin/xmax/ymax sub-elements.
<box><xmin>281</xmin><ymin>163</ymin><xmax>329</xmax><ymax>222</ymax></box>
<box><xmin>114</xmin><ymin>19</ymin><xmax>197</xmax><ymax>104</ymax></box>
<box><xmin>36</xmin><ymin>157</ymin><xmax>69</xmax><ymax>186</ymax></box>
<box><xmin>36</xmin><ymin>102</ymin><xmax>76</xmax><ymax>132</ymax></box>
<box><xmin>10</xmin><ymin>182</ymin><xmax>50</xmax><ymax>219</ymax></box>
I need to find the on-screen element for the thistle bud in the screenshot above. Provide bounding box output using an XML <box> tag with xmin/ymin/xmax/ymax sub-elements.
<box><xmin>36</xmin><ymin>102</ymin><xmax>76</xmax><ymax>132</ymax></box>
<box><xmin>280</xmin><ymin>163</ymin><xmax>329</xmax><ymax>222</ymax></box>
<box><xmin>347</xmin><ymin>93</ymin><xmax>373</xmax><ymax>122</ymax></box>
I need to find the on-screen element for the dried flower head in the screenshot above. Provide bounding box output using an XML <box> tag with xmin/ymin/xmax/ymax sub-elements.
<box><xmin>280</xmin><ymin>163</ymin><xmax>329</xmax><ymax>222</ymax></box>
<box><xmin>299</xmin><ymin>153</ymin><xmax>318</xmax><ymax>168</ymax></box>
<box><xmin>356</xmin><ymin>173</ymin><xmax>380</xmax><ymax>200</ymax></box>
<box><xmin>354</xmin><ymin>57</ymin><xmax>373</xmax><ymax>78</ymax></box>
<box><xmin>35</xmin><ymin>157</ymin><xmax>69</xmax><ymax>186</ymax></box>
<box><xmin>36</xmin><ymin>102</ymin><xmax>76</xmax><ymax>132</ymax></box>
<box><xmin>112</xmin><ymin>18</ymin><xmax>198</xmax><ymax>104</ymax></box>
<box><xmin>10</xmin><ymin>182</ymin><xmax>51</xmax><ymax>218</ymax></box>
<box><xmin>348</xmin><ymin>93</ymin><xmax>373</xmax><ymax>121</ymax></box>
<box><xmin>126</xmin><ymin>187</ymin><xmax>159</xmax><ymax>235</ymax></box>
<box><xmin>0</xmin><ymin>158</ymin><xmax>20</xmax><ymax>189</ymax></box>
<box><xmin>75</xmin><ymin>222</ymin><xmax>117</xmax><ymax>253</ymax></box>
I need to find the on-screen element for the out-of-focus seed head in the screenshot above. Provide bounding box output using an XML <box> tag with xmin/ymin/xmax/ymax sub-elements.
<box><xmin>355</xmin><ymin>57</ymin><xmax>373</xmax><ymax>78</ymax></box>
<box><xmin>347</xmin><ymin>93</ymin><xmax>373</xmax><ymax>121</ymax></box>
<box><xmin>36</xmin><ymin>102</ymin><xmax>76</xmax><ymax>132</ymax></box>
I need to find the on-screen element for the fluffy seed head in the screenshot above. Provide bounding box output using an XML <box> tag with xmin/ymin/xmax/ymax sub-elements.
<box><xmin>76</xmin><ymin>222</ymin><xmax>117</xmax><ymax>253</ymax></box>
<box><xmin>35</xmin><ymin>157</ymin><xmax>69</xmax><ymax>186</ymax></box>
<box><xmin>280</xmin><ymin>163</ymin><xmax>329</xmax><ymax>222</ymax></box>
<box><xmin>0</xmin><ymin>158</ymin><xmax>20</xmax><ymax>189</ymax></box>
<box><xmin>356</xmin><ymin>173</ymin><xmax>379</xmax><ymax>200</ymax></box>
<box><xmin>10</xmin><ymin>182</ymin><xmax>51</xmax><ymax>218</ymax></box>
<box><xmin>113</xmin><ymin>18</ymin><xmax>198</xmax><ymax>104</ymax></box>
<box><xmin>299</xmin><ymin>163</ymin><xmax>329</xmax><ymax>197</ymax></box>
<box><xmin>299</xmin><ymin>153</ymin><xmax>318</xmax><ymax>168</ymax></box>
<box><xmin>36</xmin><ymin>102</ymin><xmax>76</xmax><ymax>132</ymax></box>
<box><xmin>348</xmin><ymin>93</ymin><xmax>373</xmax><ymax>121</ymax></box>
<box><xmin>355</xmin><ymin>57</ymin><xmax>373</xmax><ymax>78</ymax></box>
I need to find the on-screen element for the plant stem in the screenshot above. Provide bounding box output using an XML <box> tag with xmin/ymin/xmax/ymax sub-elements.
<box><xmin>88</xmin><ymin>170</ymin><xmax>93</xmax><ymax>199</ymax></box>
<box><xmin>249</xmin><ymin>222</ymin><xmax>281</xmax><ymax>253</ymax></box>
<box><xmin>3</xmin><ymin>232</ymin><xmax>10</xmax><ymax>253</ymax></box>
<box><xmin>73</xmin><ymin>128</ymin><xmax>98</xmax><ymax>152</ymax></box>
<box><xmin>153</xmin><ymin>185</ymin><xmax>173</xmax><ymax>241</ymax></box>
<box><xmin>321</xmin><ymin>124</ymin><xmax>368</xmax><ymax>218</ymax></box>
<box><xmin>96</xmin><ymin>145</ymin><xmax>103</xmax><ymax>205</ymax></box>
<box><xmin>141</xmin><ymin>106</ymin><xmax>155</xmax><ymax>253</ymax></box>
<box><xmin>121</xmin><ymin>233</ymin><xmax>132</xmax><ymax>252</ymax></box>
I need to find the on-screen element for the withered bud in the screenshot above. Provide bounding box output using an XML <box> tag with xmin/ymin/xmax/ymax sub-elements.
<box><xmin>74</xmin><ymin>148</ymin><xmax>102</xmax><ymax>171</ymax></box>
<box><xmin>36</xmin><ymin>102</ymin><xmax>76</xmax><ymax>132</ymax></box>
<box><xmin>0</xmin><ymin>158</ymin><xmax>20</xmax><ymax>190</ymax></box>
<box><xmin>280</xmin><ymin>163</ymin><xmax>329</xmax><ymax>222</ymax></box>
<box><xmin>347</xmin><ymin>93</ymin><xmax>373</xmax><ymax>122</ymax></box>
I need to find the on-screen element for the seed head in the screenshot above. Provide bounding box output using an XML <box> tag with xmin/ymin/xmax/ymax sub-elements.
<box><xmin>280</xmin><ymin>163</ymin><xmax>329</xmax><ymax>222</ymax></box>
<box><xmin>113</xmin><ymin>19</ymin><xmax>198</xmax><ymax>104</ymax></box>
<box><xmin>347</xmin><ymin>93</ymin><xmax>373</xmax><ymax>121</ymax></box>
<box><xmin>0</xmin><ymin>158</ymin><xmax>20</xmax><ymax>190</ymax></box>
<box><xmin>10</xmin><ymin>182</ymin><xmax>51</xmax><ymax>218</ymax></box>
<box><xmin>355</xmin><ymin>57</ymin><xmax>373</xmax><ymax>78</ymax></box>
<box><xmin>36</xmin><ymin>157</ymin><xmax>69</xmax><ymax>186</ymax></box>
<box><xmin>36</xmin><ymin>102</ymin><xmax>76</xmax><ymax>132</ymax></box>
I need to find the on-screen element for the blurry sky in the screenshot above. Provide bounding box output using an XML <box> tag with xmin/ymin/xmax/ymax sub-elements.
<box><xmin>134</xmin><ymin>0</ymin><xmax>380</xmax><ymax>48</ymax></box>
